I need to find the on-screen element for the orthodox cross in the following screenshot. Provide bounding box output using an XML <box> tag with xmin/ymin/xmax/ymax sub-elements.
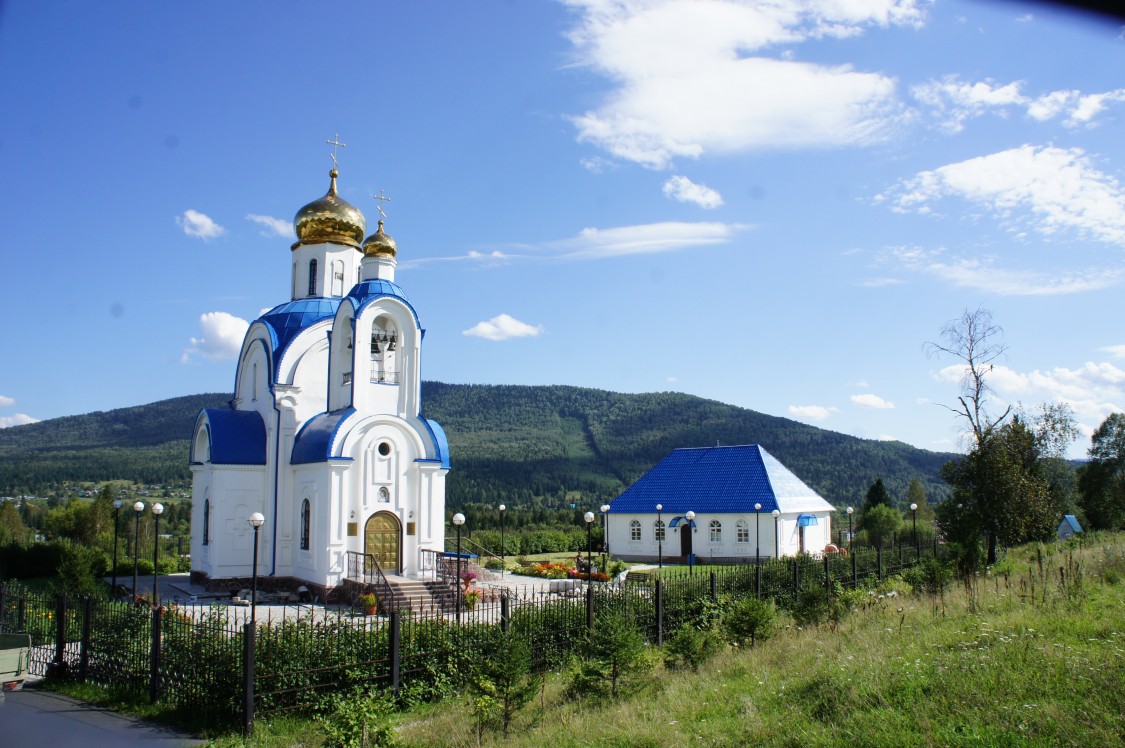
<box><xmin>372</xmin><ymin>189</ymin><xmax>392</xmax><ymax>220</ymax></box>
<box><xmin>326</xmin><ymin>133</ymin><xmax>347</xmax><ymax>169</ymax></box>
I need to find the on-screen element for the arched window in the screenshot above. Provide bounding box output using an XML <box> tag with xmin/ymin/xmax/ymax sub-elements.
<box><xmin>630</xmin><ymin>519</ymin><xmax>641</xmax><ymax>541</ymax></box>
<box><xmin>332</xmin><ymin>259</ymin><xmax>345</xmax><ymax>295</ymax></box>
<box><xmin>654</xmin><ymin>519</ymin><xmax>666</xmax><ymax>543</ymax></box>
<box><xmin>709</xmin><ymin>520</ymin><xmax>722</xmax><ymax>543</ymax></box>
<box><xmin>202</xmin><ymin>498</ymin><xmax>210</xmax><ymax>546</ymax></box>
<box><xmin>736</xmin><ymin>520</ymin><xmax>749</xmax><ymax>543</ymax></box>
<box><xmin>308</xmin><ymin>259</ymin><xmax>318</xmax><ymax>296</ymax></box>
<box><xmin>300</xmin><ymin>499</ymin><xmax>311</xmax><ymax>550</ymax></box>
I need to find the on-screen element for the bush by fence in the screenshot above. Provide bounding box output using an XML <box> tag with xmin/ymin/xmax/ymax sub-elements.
<box><xmin>0</xmin><ymin>539</ymin><xmax>945</xmax><ymax>733</ymax></box>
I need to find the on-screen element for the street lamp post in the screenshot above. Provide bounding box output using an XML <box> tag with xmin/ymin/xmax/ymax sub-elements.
<box><xmin>453</xmin><ymin>513</ymin><xmax>465</xmax><ymax>622</ymax></box>
<box><xmin>111</xmin><ymin>500</ymin><xmax>122</xmax><ymax>597</ymax></box>
<box><xmin>910</xmin><ymin>502</ymin><xmax>918</xmax><ymax>556</ymax></box>
<box><xmin>248</xmin><ymin>512</ymin><xmax>265</xmax><ymax>626</ymax></box>
<box><xmin>584</xmin><ymin>511</ymin><xmax>595</xmax><ymax>577</ymax></box>
<box><xmin>656</xmin><ymin>504</ymin><xmax>663</xmax><ymax>570</ymax></box>
<box><xmin>132</xmin><ymin>501</ymin><xmax>144</xmax><ymax>600</ymax></box>
<box><xmin>754</xmin><ymin>503</ymin><xmax>762</xmax><ymax>564</ymax></box>
<box><xmin>772</xmin><ymin>509</ymin><xmax>781</xmax><ymax>559</ymax></box>
<box><xmin>600</xmin><ymin>504</ymin><xmax>610</xmax><ymax>571</ymax></box>
<box><xmin>498</xmin><ymin>504</ymin><xmax>506</xmax><ymax>578</ymax></box>
<box><xmin>846</xmin><ymin>506</ymin><xmax>854</xmax><ymax>553</ymax></box>
<box><xmin>685</xmin><ymin>510</ymin><xmax>696</xmax><ymax>574</ymax></box>
<box><xmin>151</xmin><ymin>503</ymin><xmax>164</xmax><ymax>608</ymax></box>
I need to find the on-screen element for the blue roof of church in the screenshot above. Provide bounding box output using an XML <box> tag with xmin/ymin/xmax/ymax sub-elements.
<box><xmin>422</xmin><ymin>418</ymin><xmax>451</xmax><ymax>469</ymax></box>
<box><xmin>199</xmin><ymin>409</ymin><xmax>267</xmax><ymax>465</ymax></box>
<box><xmin>258</xmin><ymin>298</ymin><xmax>343</xmax><ymax>375</ymax></box>
<box><xmin>609</xmin><ymin>445</ymin><xmax>829</xmax><ymax>515</ymax></box>
<box><xmin>291</xmin><ymin>408</ymin><xmax>355</xmax><ymax>465</ymax></box>
<box><xmin>346</xmin><ymin>279</ymin><xmax>421</xmax><ymax>325</ymax></box>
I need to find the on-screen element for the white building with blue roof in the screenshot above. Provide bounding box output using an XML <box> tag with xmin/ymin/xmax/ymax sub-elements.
<box><xmin>607</xmin><ymin>445</ymin><xmax>835</xmax><ymax>563</ymax></box>
<box><xmin>189</xmin><ymin>167</ymin><xmax>449</xmax><ymax>598</ymax></box>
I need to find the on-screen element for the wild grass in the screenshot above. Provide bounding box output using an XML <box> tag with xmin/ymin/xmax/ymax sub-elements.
<box><xmin>393</xmin><ymin>534</ymin><xmax>1125</xmax><ymax>748</ymax></box>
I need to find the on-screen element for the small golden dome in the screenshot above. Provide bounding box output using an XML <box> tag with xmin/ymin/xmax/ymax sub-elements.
<box><xmin>362</xmin><ymin>220</ymin><xmax>398</xmax><ymax>258</ymax></box>
<box><xmin>293</xmin><ymin>169</ymin><xmax>366</xmax><ymax>249</ymax></box>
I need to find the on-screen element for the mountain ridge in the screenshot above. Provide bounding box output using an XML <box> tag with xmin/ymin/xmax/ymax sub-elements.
<box><xmin>0</xmin><ymin>383</ymin><xmax>956</xmax><ymax>506</ymax></box>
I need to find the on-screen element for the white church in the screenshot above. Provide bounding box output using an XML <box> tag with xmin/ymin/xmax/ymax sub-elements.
<box><xmin>189</xmin><ymin>166</ymin><xmax>449</xmax><ymax>600</ymax></box>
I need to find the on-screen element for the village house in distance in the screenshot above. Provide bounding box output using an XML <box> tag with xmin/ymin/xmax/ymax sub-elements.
<box><xmin>607</xmin><ymin>445</ymin><xmax>835</xmax><ymax>563</ymax></box>
<box><xmin>189</xmin><ymin>164</ymin><xmax>449</xmax><ymax>599</ymax></box>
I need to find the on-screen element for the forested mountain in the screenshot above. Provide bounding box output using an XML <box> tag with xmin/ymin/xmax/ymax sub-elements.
<box><xmin>0</xmin><ymin>385</ymin><xmax>955</xmax><ymax>506</ymax></box>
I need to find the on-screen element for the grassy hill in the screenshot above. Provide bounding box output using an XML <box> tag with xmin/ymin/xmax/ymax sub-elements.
<box><xmin>0</xmin><ymin>384</ymin><xmax>956</xmax><ymax>506</ymax></box>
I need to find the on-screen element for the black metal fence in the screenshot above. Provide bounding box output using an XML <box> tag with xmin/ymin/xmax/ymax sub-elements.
<box><xmin>0</xmin><ymin>539</ymin><xmax>943</xmax><ymax>733</ymax></box>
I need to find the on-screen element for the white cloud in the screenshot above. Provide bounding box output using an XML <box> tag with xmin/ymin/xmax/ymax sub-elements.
<box><xmin>666</xmin><ymin>376</ymin><xmax>679</xmax><ymax>383</ymax></box>
<box><xmin>462</xmin><ymin>314</ymin><xmax>544</xmax><ymax>342</ymax></box>
<box><xmin>662</xmin><ymin>176</ymin><xmax>724</xmax><ymax>208</ymax></box>
<box><xmin>858</xmin><ymin>277</ymin><xmax>905</xmax><ymax>287</ymax></box>
<box><xmin>935</xmin><ymin>360</ymin><xmax>1125</xmax><ymax>451</ymax></box>
<box><xmin>877</xmin><ymin>434</ymin><xmax>898</xmax><ymax>441</ymax></box>
<box><xmin>1027</xmin><ymin>88</ymin><xmax>1125</xmax><ymax>127</ymax></box>
<box><xmin>563</xmin><ymin>0</ymin><xmax>921</xmax><ymax>168</ymax></box>
<box><xmin>182</xmin><ymin>311</ymin><xmax>250</xmax><ymax>363</ymax></box>
<box><xmin>557</xmin><ymin>221</ymin><xmax>745</xmax><ymax>258</ymax></box>
<box><xmin>1101</xmin><ymin>344</ymin><xmax>1125</xmax><ymax>360</ymax></box>
<box><xmin>887</xmin><ymin>146</ymin><xmax>1125</xmax><ymax>246</ymax></box>
<box><xmin>911</xmin><ymin>76</ymin><xmax>1026</xmax><ymax>133</ymax></box>
<box><xmin>851</xmin><ymin>393</ymin><xmax>895</xmax><ymax>409</ymax></box>
<box><xmin>881</xmin><ymin>245</ymin><xmax>1124</xmax><ymax>296</ymax></box>
<box><xmin>177</xmin><ymin>210</ymin><xmax>225</xmax><ymax>240</ymax></box>
<box><xmin>246</xmin><ymin>214</ymin><xmax>293</xmax><ymax>238</ymax></box>
<box><xmin>1016</xmin><ymin>13</ymin><xmax>1034</xmax><ymax>23</ymax></box>
<box><xmin>787</xmin><ymin>404</ymin><xmax>839</xmax><ymax>421</ymax></box>
<box><xmin>0</xmin><ymin>413</ymin><xmax>38</xmax><ymax>428</ymax></box>
<box><xmin>0</xmin><ymin>395</ymin><xmax>14</xmax><ymax>407</ymax></box>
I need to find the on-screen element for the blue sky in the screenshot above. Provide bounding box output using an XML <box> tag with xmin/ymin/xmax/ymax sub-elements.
<box><xmin>1</xmin><ymin>1</ymin><xmax>1123</xmax><ymax>459</ymax></box>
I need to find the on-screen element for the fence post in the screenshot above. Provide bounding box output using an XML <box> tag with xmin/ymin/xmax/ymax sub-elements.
<box><xmin>824</xmin><ymin>555</ymin><xmax>831</xmax><ymax>596</ymax></box>
<box><xmin>876</xmin><ymin>543</ymin><xmax>883</xmax><ymax>580</ymax></box>
<box><xmin>79</xmin><ymin>596</ymin><xmax>92</xmax><ymax>682</ymax></box>
<box><xmin>149</xmin><ymin>606</ymin><xmax>162</xmax><ymax>703</ymax></box>
<box><xmin>586</xmin><ymin>584</ymin><xmax>595</xmax><ymax>632</ymax></box>
<box><xmin>0</xmin><ymin>583</ymin><xmax>5</xmax><ymax>633</ymax></box>
<box><xmin>851</xmin><ymin>550</ymin><xmax>858</xmax><ymax>588</ymax></box>
<box><xmin>50</xmin><ymin>592</ymin><xmax>67</xmax><ymax>677</ymax></box>
<box><xmin>898</xmin><ymin>538</ymin><xmax>904</xmax><ymax>566</ymax></box>
<box><xmin>792</xmin><ymin>558</ymin><xmax>799</xmax><ymax>593</ymax></box>
<box><xmin>933</xmin><ymin>537</ymin><xmax>939</xmax><ymax>559</ymax></box>
<box><xmin>17</xmin><ymin>596</ymin><xmax>26</xmax><ymax>632</ymax></box>
<box><xmin>390</xmin><ymin>611</ymin><xmax>401</xmax><ymax>698</ymax></box>
<box><xmin>655</xmin><ymin>580</ymin><xmax>663</xmax><ymax>648</ymax></box>
<box><xmin>500</xmin><ymin>593</ymin><xmax>510</xmax><ymax>633</ymax></box>
<box><xmin>755</xmin><ymin>565</ymin><xmax>761</xmax><ymax>599</ymax></box>
<box><xmin>709</xmin><ymin>571</ymin><xmax>717</xmax><ymax>604</ymax></box>
<box><xmin>243</xmin><ymin>622</ymin><xmax>255</xmax><ymax>736</ymax></box>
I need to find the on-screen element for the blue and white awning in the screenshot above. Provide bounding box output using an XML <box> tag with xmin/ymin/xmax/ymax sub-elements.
<box><xmin>797</xmin><ymin>514</ymin><xmax>819</xmax><ymax>527</ymax></box>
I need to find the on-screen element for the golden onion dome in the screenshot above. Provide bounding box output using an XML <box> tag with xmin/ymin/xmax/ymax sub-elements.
<box><xmin>293</xmin><ymin>169</ymin><xmax>366</xmax><ymax>249</ymax></box>
<box><xmin>362</xmin><ymin>220</ymin><xmax>398</xmax><ymax>258</ymax></box>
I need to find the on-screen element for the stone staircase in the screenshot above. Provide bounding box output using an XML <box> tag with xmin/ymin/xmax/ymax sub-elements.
<box><xmin>382</xmin><ymin>576</ymin><xmax>456</xmax><ymax>614</ymax></box>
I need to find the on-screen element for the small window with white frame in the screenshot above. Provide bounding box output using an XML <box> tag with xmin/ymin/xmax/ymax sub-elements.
<box><xmin>736</xmin><ymin>519</ymin><xmax>749</xmax><ymax>543</ymax></box>
<box><xmin>709</xmin><ymin>519</ymin><xmax>722</xmax><ymax>543</ymax></box>
<box><xmin>654</xmin><ymin>519</ymin><xmax>666</xmax><ymax>542</ymax></box>
<box><xmin>630</xmin><ymin>519</ymin><xmax>641</xmax><ymax>541</ymax></box>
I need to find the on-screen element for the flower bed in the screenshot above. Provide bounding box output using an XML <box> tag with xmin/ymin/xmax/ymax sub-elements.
<box><xmin>568</xmin><ymin>570</ymin><xmax>610</xmax><ymax>582</ymax></box>
<box><xmin>516</xmin><ymin>562</ymin><xmax>572</xmax><ymax>579</ymax></box>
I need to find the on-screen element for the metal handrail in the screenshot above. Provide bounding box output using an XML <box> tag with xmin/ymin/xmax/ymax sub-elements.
<box><xmin>445</xmin><ymin>536</ymin><xmax>503</xmax><ymax>569</ymax></box>
<box><xmin>345</xmin><ymin>551</ymin><xmax>400</xmax><ymax>610</ymax></box>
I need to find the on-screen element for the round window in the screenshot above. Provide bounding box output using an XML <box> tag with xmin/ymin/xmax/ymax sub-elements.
<box><xmin>378</xmin><ymin>442</ymin><xmax>391</xmax><ymax>457</ymax></box>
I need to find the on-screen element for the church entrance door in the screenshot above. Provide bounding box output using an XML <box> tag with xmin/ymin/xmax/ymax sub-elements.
<box><xmin>364</xmin><ymin>512</ymin><xmax>401</xmax><ymax>574</ymax></box>
<box><xmin>680</xmin><ymin>521</ymin><xmax>693</xmax><ymax>561</ymax></box>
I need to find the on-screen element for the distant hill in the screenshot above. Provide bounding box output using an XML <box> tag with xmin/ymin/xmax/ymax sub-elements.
<box><xmin>0</xmin><ymin>384</ymin><xmax>956</xmax><ymax>506</ymax></box>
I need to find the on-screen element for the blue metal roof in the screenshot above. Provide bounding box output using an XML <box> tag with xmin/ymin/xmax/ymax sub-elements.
<box><xmin>346</xmin><ymin>280</ymin><xmax>421</xmax><ymax>326</ymax></box>
<box><xmin>197</xmin><ymin>409</ymin><xmax>267</xmax><ymax>465</ymax></box>
<box><xmin>291</xmin><ymin>408</ymin><xmax>355</xmax><ymax>464</ymax></box>
<box><xmin>422</xmin><ymin>418</ymin><xmax>451</xmax><ymax>470</ymax></box>
<box><xmin>257</xmin><ymin>298</ymin><xmax>343</xmax><ymax>377</ymax></box>
<box><xmin>609</xmin><ymin>444</ymin><xmax>832</xmax><ymax>515</ymax></box>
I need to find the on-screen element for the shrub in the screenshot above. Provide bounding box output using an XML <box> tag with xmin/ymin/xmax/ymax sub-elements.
<box><xmin>567</xmin><ymin>607</ymin><xmax>652</xmax><ymax>700</ymax></box>
<box><xmin>483</xmin><ymin>557</ymin><xmax>505</xmax><ymax>570</ymax></box>
<box><xmin>469</xmin><ymin>631</ymin><xmax>540</xmax><ymax>738</ymax></box>
<box><xmin>722</xmin><ymin>597</ymin><xmax>776</xmax><ymax>647</ymax></box>
<box><xmin>463</xmin><ymin>589</ymin><xmax>482</xmax><ymax>610</ymax></box>
<box><xmin>316</xmin><ymin>686</ymin><xmax>397</xmax><ymax>748</ymax></box>
<box><xmin>903</xmin><ymin>557</ymin><xmax>952</xmax><ymax>595</ymax></box>
<box><xmin>663</xmin><ymin>623</ymin><xmax>724</xmax><ymax>671</ymax></box>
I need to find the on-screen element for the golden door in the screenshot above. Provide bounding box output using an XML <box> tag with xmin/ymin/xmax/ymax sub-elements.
<box><xmin>364</xmin><ymin>512</ymin><xmax>400</xmax><ymax>574</ymax></box>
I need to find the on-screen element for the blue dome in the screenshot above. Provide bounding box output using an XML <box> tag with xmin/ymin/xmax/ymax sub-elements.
<box><xmin>258</xmin><ymin>297</ymin><xmax>343</xmax><ymax>375</ymax></box>
<box><xmin>346</xmin><ymin>279</ymin><xmax>421</xmax><ymax>326</ymax></box>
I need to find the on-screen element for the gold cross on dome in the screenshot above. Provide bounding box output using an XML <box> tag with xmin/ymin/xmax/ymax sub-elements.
<box><xmin>326</xmin><ymin>133</ymin><xmax>347</xmax><ymax>169</ymax></box>
<box><xmin>372</xmin><ymin>189</ymin><xmax>392</xmax><ymax>220</ymax></box>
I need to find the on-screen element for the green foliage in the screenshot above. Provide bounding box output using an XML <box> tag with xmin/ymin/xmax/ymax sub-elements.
<box><xmin>862</xmin><ymin>478</ymin><xmax>893</xmax><ymax>512</ymax></box>
<box><xmin>469</xmin><ymin>630</ymin><xmax>541</xmax><ymax>738</ymax></box>
<box><xmin>663</xmin><ymin>622</ymin><xmax>724</xmax><ymax>671</ymax></box>
<box><xmin>54</xmin><ymin>541</ymin><xmax>109</xmax><ymax>596</ymax></box>
<box><xmin>1079</xmin><ymin>412</ymin><xmax>1125</xmax><ymax>530</ymax></box>
<box><xmin>568</xmin><ymin>607</ymin><xmax>652</xmax><ymax>700</ymax></box>
<box><xmin>721</xmin><ymin>597</ymin><xmax>776</xmax><ymax>647</ymax></box>
<box><xmin>860</xmin><ymin>503</ymin><xmax>901</xmax><ymax>546</ymax></box>
<box><xmin>0</xmin><ymin>501</ymin><xmax>30</xmax><ymax>545</ymax></box>
<box><xmin>316</xmin><ymin>686</ymin><xmax>398</xmax><ymax>748</ymax></box>
<box><xmin>901</xmin><ymin>556</ymin><xmax>952</xmax><ymax>595</ymax></box>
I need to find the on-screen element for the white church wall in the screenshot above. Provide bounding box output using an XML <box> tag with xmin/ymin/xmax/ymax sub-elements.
<box><xmin>200</xmin><ymin>466</ymin><xmax>269</xmax><ymax>578</ymax></box>
<box><xmin>291</xmin><ymin>243</ymin><xmax>358</xmax><ymax>301</ymax></box>
<box><xmin>276</xmin><ymin>327</ymin><xmax>331</xmax><ymax>426</ymax></box>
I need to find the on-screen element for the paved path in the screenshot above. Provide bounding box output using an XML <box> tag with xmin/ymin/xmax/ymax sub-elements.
<box><xmin>1</xmin><ymin>687</ymin><xmax>205</xmax><ymax>747</ymax></box>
